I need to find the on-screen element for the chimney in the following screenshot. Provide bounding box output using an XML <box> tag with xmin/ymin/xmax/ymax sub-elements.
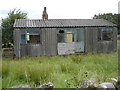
<box><xmin>42</xmin><ymin>7</ymin><xmax>48</xmax><ymax>20</ymax></box>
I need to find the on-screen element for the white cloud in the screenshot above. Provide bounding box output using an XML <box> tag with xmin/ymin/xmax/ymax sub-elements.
<box><xmin>0</xmin><ymin>0</ymin><xmax>119</xmax><ymax>19</ymax></box>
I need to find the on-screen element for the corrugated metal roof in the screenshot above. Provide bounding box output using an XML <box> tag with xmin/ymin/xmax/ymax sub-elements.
<box><xmin>14</xmin><ymin>19</ymin><xmax>117</xmax><ymax>28</ymax></box>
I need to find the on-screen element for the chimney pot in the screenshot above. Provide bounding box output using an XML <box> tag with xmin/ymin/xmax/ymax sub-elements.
<box><xmin>42</xmin><ymin>7</ymin><xmax>48</xmax><ymax>20</ymax></box>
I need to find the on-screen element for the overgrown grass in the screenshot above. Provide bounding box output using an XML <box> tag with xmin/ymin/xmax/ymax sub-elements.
<box><xmin>118</xmin><ymin>40</ymin><xmax>120</xmax><ymax>75</ymax></box>
<box><xmin>2</xmin><ymin>51</ymin><xmax>118</xmax><ymax>88</ymax></box>
<box><xmin>1</xmin><ymin>40</ymin><xmax>119</xmax><ymax>88</ymax></box>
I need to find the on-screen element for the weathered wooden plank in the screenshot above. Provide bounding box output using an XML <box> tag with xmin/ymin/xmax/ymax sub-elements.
<box><xmin>41</xmin><ymin>28</ymin><xmax>46</xmax><ymax>56</ymax></box>
<box><xmin>44</xmin><ymin>28</ymin><xmax>57</xmax><ymax>56</ymax></box>
<box><xmin>92</xmin><ymin>27</ymin><xmax>98</xmax><ymax>52</ymax></box>
<box><xmin>14</xmin><ymin>29</ymin><xmax>21</xmax><ymax>58</ymax></box>
<box><xmin>16</xmin><ymin>26</ymin><xmax>117</xmax><ymax>57</ymax></box>
<box><xmin>113</xmin><ymin>27</ymin><xmax>117</xmax><ymax>52</ymax></box>
<box><xmin>85</xmin><ymin>27</ymin><xmax>94</xmax><ymax>53</ymax></box>
<box><xmin>97</xmin><ymin>41</ymin><xmax>113</xmax><ymax>52</ymax></box>
<box><xmin>96</xmin><ymin>27</ymin><xmax>117</xmax><ymax>53</ymax></box>
<box><xmin>20</xmin><ymin>44</ymin><xmax>43</xmax><ymax>57</ymax></box>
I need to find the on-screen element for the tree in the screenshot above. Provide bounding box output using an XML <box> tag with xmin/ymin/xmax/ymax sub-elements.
<box><xmin>1</xmin><ymin>9</ymin><xmax>27</xmax><ymax>48</ymax></box>
<box><xmin>93</xmin><ymin>13</ymin><xmax>120</xmax><ymax>34</ymax></box>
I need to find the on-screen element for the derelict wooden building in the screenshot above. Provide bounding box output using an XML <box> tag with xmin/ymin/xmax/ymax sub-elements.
<box><xmin>13</xmin><ymin>7</ymin><xmax>117</xmax><ymax>58</ymax></box>
<box><xmin>13</xmin><ymin>19</ymin><xmax>117</xmax><ymax>58</ymax></box>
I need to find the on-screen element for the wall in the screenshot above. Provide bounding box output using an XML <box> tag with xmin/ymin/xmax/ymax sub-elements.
<box><xmin>18</xmin><ymin>28</ymin><xmax>57</xmax><ymax>57</ymax></box>
<box><xmin>14</xmin><ymin>27</ymin><xmax>117</xmax><ymax>57</ymax></box>
<box><xmin>57</xmin><ymin>28</ymin><xmax>85</xmax><ymax>55</ymax></box>
<box><xmin>41</xmin><ymin>28</ymin><xmax>57</xmax><ymax>56</ymax></box>
<box><xmin>20</xmin><ymin>44</ymin><xmax>43</xmax><ymax>57</ymax></box>
<box><xmin>14</xmin><ymin>29</ymin><xmax>21</xmax><ymax>58</ymax></box>
<box><xmin>85</xmin><ymin>27</ymin><xmax>117</xmax><ymax>53</ymax></box>
<box><xmin>18</xmin><ymin>27</ymin><xmax>85</xmax><ymax>57</ymax></box>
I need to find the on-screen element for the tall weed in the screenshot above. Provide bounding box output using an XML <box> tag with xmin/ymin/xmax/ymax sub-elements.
<box><xmin>2</xmin><ymin>52</ymin><xmax>118</xmax><ymax>88</ymax></box>
<box><xmin>27</xmin><ymin>64</ymin><xmax>53</xmax><ymax>85</ymax></box>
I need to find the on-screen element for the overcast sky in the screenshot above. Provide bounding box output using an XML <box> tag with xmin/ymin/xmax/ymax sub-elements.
<box><xmin>118</xmin><ymin>1</ymin><xmax>120</xmax><ymax>14</ymax></box>
<box><xmin>0</xmin><ymin>0</ymin><xmax>119</xmax><ymax>19</ymax></box>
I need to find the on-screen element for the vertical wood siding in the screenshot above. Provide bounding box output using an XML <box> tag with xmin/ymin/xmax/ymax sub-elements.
<box><xmin>57</xmin><ymin>28</ymin><xmax>85</xmax><ymax>55</ymax></box>
<box><xmin>14</xmin><ymin>27</ymin><xmax>117</xmax><ymax>57</ymax></box>
<box><xmin>41</xmin><ymin>28</ymin><xmax>57</xmax><ymax>56</ymax></box>
<box><xmin>20</xmin><ymin>28</ymin><xmax>57</xmax><ymax>57</ymax></box>
<box><xmin>113</xmin><ymin>27</ymin><xmax>117</xmax><ymax>52</ymax></box>
<box><xmin>96</xmin><ymin>27</ymin><xmax>117</xmax><ymax>52</ymax></box>
<box><xmin>14</xmin><ymin>29</ymin><xmax>21</xmax><ymax>58</ymax></box>
<box><xmin>85</xmin><ymin>27</ymin><xmax>117</xmax><ymax>53</ymax></box>
<box><xmin>20</xmin><ymin>44</ymin><xmax>43</xmax><ymax>57</ymax></box>
<box><xmin>85</xmin><ymin>27</ymin><xmax>94</xmax><ymax>52</ymax></box>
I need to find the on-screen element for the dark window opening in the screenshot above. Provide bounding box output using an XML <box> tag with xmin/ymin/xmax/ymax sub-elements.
<box><xmin>58</xmin><ymin>30</ymin><xmax>74</xmax><ymax>43</ymax></box>
<box><xmin>29</xmin><ymin>35</ymin><xmax>40</xmax><ymax>43</ymax></box>
<box><xmin>27</xmin><ymin>33</ymin><xmax>40</xmax><ymax>44</ymax></box>
<box><xmin>58</xmin><ymin>30</ymin><xmax>65</xmax><ymax>42</ymax></box>
<box><xmin>98</xmin><ymin>27</ymin><xmax>113</xmax><ymax>41</ymax></box>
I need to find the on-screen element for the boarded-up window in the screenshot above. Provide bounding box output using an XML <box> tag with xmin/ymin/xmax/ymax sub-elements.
<box><xmin>98</xmin><ymin>27</ymin><xmax>113</xmax><ymax>41</ymax></box>
<box><xmin>66</xmin><ymin>32</ymin><xmax>74</xmax><ymax>43</ymax></box>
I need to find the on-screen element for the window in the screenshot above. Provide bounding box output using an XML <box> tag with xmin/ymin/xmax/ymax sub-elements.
<box><xmin>66</xmin><ymin>32</ymin><xmax>74</xmax><ymax>43</ymax></box>
<box><xmin>27</xmin><ymin>33</ymin><xmax>40</xmax><ymax>44</ymax></box>
<box><xmin>76</xmin><ymin>29</ymin><xmax>84</xmax><ymax>42</ymax></box>
<box><xmin>21</xmin><ymin>34</ymin><xmax>26</xmax><ymax>44</ymax></box>
<box><xmin>29</xmin><ymin>35</ymin><xmax>40</xmax><ymax>43</ymax></box>
<box><xmin>57</xmin><ymin>30</ymin><xmax>65</xmax><ymax>42</ymax></box>
<box><xmin>98</xmin><ymin>27</ymin><xmax>113</xmax><ymax>41</ymax></box>
<box><xmin>57</xmin><ymin>30</ymin><xmax>74</xmax><ymax>43</ymax></box>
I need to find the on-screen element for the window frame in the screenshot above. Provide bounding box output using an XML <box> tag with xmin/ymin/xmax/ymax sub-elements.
<box><xmin>27</xmin><ymin>33</ymin><xmax>41</xmax><ymax>44</ymax></box>
<box><xmin>98</xmin><ymin>27</ymin><xmax>113</xmax><ymax>41</ymax></box>
<box><xmin>57</xmin><ymin>30</ymin><xmax>74</xmax><ymax>43</ymax></box>
<box><xmin>66</xmin><ymin>32</ymin><xmax>74</xmax><ymax>43</ymax></box>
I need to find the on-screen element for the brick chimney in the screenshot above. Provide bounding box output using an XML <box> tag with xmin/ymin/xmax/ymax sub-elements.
<box><xmin>42</xmin><ymin>7</ymin><xmax>48</xmax><ymax>20</ymax></box>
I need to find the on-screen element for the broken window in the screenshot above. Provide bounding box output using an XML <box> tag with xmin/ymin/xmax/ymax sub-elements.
<box><xmin>98</xmin><ymin>27</ymin><xmax>113</xmax><ymax>41</ymax></box>
<box><xmin>29</xmin><ymin>35</ymin><xmax>40</xmax><ymax>43</ymax></box>
<box><xmin>57</xmin><ymin>30</ymin><xmax>65</xmax><ymax>42</ymax></box>
<box><xmin>58</xmin><ymin>30</ymin><xmax>74</xmax><ymax>43</ymax></box>
<box><xmin>27</xmin><ymin>33</ymin><xmax>40</xmax><ymax>44</ymax></box>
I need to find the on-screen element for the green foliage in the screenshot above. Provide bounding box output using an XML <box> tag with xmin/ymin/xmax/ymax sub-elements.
<box><xmin>117</xmin><ymin>40</ymin><xmax>120</xmax><ymax>74</ymax></box>
<box><xmin>71</xmin><ymin>55</ymin><xmax>83</xmax><ymax>63</ymax></box>
<box><xmin>1</xmin><ymin>9</ymin><xmax>27</xmax><ymax>48</ymax></box>
<box><xmin>2</xmin><ymin>62</ymin><xmax>10</xmax><ymax>78</ymax></box>
<box><xmin>2</xmin><ymin>53</ymin><xmax>118</xmax><ymax>88</ymax></box>
<box><xmin>93</xmin><ymin>13</ymin><xmax>120</xmax><ymax>34</ymax></box>
<box><xmin>27</xmin><ymin>64</ymin><xmax>54</xmax><ymax>85</ymax></box>
<box><xmin>60</xmin><ymin>63</ymin><xmax>77</xmax><ymax>73</ymax></box>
